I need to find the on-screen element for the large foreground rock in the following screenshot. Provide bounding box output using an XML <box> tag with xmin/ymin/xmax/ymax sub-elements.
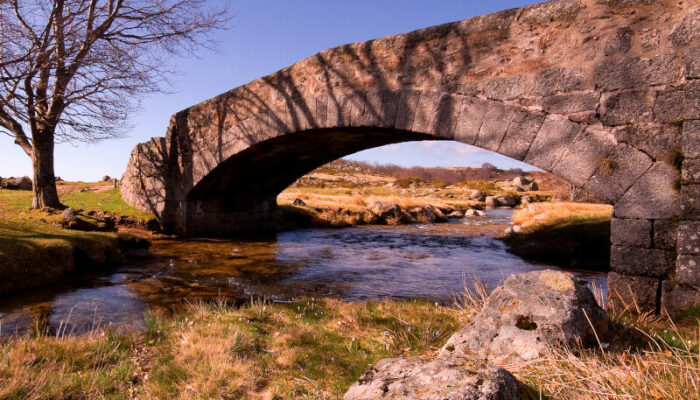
<box><xmin>344</xmin><ymin>356</ymin><xmax>521</xmax><ymax>400</ymax></box>
<box><xmin>440</xmin><ymin>270</ymin><xmax>608</xmax><ymax>364</ymax></box>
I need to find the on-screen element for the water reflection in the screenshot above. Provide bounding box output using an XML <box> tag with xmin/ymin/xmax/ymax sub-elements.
<box><xmin>0</xmin><ymin>209</ymin><xmax>607</xmax><ymax>337</ymax></box>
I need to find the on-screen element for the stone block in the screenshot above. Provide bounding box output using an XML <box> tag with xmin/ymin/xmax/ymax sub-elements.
<box><xmin>640</xmin><ymin>28</ymin><xmax>660</xmax><ymax>50</ymax></box>
<box><xmin>594</xmin><ymin>55</ymin><xmax>682</xmax><ymax>91</ymax></box>
<box><xmin>314</xmin><ymin>94</ymin><xmax>328</xmax><ymax>128</ymax></box>
<box><xmin>683</xmin><ymin>158</ymin><xmax>700</xmax><ymax>184</ymax></box>
<box><xmin>411</xmin><ymin>91</ymin><xmax>443</xmax><ymax>134</ymax></box>
<box><xmin>654</xmin><ymin>86</ymin><xmax>685</xmax><ymax>124</ymax></box>
<box><xmin>349</xmin><ymin>93</ymin><xmax>367</xmax><ymax>127</ymax></box>
<box><xmin>552</xmin><ymin>126</ymin><xmax>617</xmax><ymax>186</ymax></box>
<box><xmin>669</xmin><ymin>8</ymin><xmax>700</xmax><ymax>46</ymax></box>
<box><xmin>540</xmin><ymin>91</ymin><xmax>600</xmax><ymax>115</ymax></box>
<box><xmin>686</xmin><ymin>46</ymin><xmax>700</xmax><ymax>79</ymax></box>
<box><xmin>356</xmin><ymin>91</ymin><xmax>382</xmax><ymax>127</ymax></box>
<box><xmin>654</xmin><ymin>219</ymin><xmax>678</xmax><ymax>250</ymax></box>
<box><xmin>681</xmin><ymin>184</ymin><xmax>700</xmax><ymax>219</ymax></box>
<box><xmin>379</xmin><ymin>91</ymin><xmax>401</xmax><ymax>128</ymax></box>
<box><xmin>524</xmin><ymin>115</ymin><xmax>582</xmax><ymax>171</ymax></box>
<box><xmin>677</xmin><ymin>255</ymin><xmax>700</xmax><ymax>288</ymax></box>
<box><xmin>607</xmin><ymin>272</ymin><xmax>659</xmax><ymax>314</ymax></box>
<box><xmin>611</xmin><ymin>245</ymin><xmax>675</xmax><ymax>277</ymax></box>
<box><xmin>481</xmin><ymin>76</ymin><xmax>527</xmax><ymax>101</ymax></box>
<box><xmin>661</xmin><ymin>280</ymin><xmax>700</xmax><ymax>314</ymax></box>
<box><xmin>533</xmin><ymin>67</ymin><xmax>586</xmax><ymax>96</ymax></box>
<box><xmin>600</xmin><ymin>89</ymin><xmax>653</xmax><ymax>126</ymax></box>
<box><xmin>583</xmin><ymin>144</ymin><xmax>652</xmax><ymax>203</ymax></box>
<box><xmin>678</xmin><ymin>221</ymin><xmax>700</xmax><ymax>255</ymax></box>
<box><xmin>683</xmin><ymin>120</ymin><xmax>700</xmax><ymax>159</ymax></box>
<box><xmin>599</xmin><ymin>0</ymin><xmax>660</xmax><ymax>7</ymax></box>
<box><xmin>475</xmin><ymin>103</ymin><xmax>515</xmax><ymax>152</ymax></box>
<box><xmin>453</xmin><ymin>97</ymin><xmax>489</xmax><ymax>145</ymax></box>
<box><xmin>519</xmin><ymin>0</ymin><xmax>581</xmax><ymax>25</ymax></box>
<box><xmin>498</xmin><ymin>111</ymin><xmax>545</xmax><ymax>161</ymax></box>
<box><xmin>604</xmin><ymin>27</ymin><xmax>633</xmax><ymax>56</ymax></box>
<box><xmin>614</xmin><ymin>162</ymin><xmax>681</xmax><ymax>219</ymax></box>
<box><xmin>395</xmin><ymin>90</ymin><xmax>421</xmax><ymax>131</ymax></box>
<box><xmin>611</xmin><ymin>218</ymin><xmax>652</xmax><ymax>247</ymax></box>
<box><xmin>434</xmin><ymin>94</ymin><xmax>462</xmax><ymax>139</ymax></box>
<box><xmin>655</xmin><ymin>82</ymin><xmax>700</xmax><ymax>124</ymax></box>
<box><xmin>613</xmin><ymin>123</ymin><xmax>680</xmax><ymax>161</ymax></box>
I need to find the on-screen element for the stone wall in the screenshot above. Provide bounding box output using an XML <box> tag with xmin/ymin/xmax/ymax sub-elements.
<box><xmin>122</xmin><ymin>0</ymin><xmax>700</xmax><ymax>313</ymax></box>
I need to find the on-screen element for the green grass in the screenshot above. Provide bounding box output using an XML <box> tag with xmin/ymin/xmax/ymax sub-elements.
<box><xmin>0</xmin><ymin>184</ymin><xmax>153</xmax><ymax>295</ymax></box>
<box><xmin>2</xmin><ymin>297</ymin><xmax>698</xmax><ymax>399</ymax></box>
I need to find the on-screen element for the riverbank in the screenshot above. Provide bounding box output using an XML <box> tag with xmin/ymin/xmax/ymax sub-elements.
<box><xmin>501</xmin><ymin>202</ymin><xmax>613</xmax><ymax>270</ymax></box>
<box><xmin>1</xmin><ymin>289</ymin><xmax>697</xmax><ymax>399</ymax></box>
<box><xmin>0</xmin><ymin>181</ymin><xmax>154</xmax><ymax>296</ymax></box>
<box><xmin>276</xmin><ymin>162</ymin><xmax>564</xmax><ymax>229</ymax></box>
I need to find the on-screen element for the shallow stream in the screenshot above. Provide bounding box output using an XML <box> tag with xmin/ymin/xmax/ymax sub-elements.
<box><xmin>0</xmin><ymin>209</ymin><xmax>606</xmax><ymax>336</ymax></box>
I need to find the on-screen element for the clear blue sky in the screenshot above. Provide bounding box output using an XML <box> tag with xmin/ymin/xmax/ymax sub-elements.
<box><xmin>1</xmin><ymin>0</ymin><xmax>540</xmax><ymax>181</ymax></box>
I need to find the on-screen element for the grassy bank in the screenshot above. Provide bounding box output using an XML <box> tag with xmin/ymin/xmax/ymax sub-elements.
<box><xmin>0</xmin><ymin>183</ymin><xmax>154</xmax><ymax>295</ymax></box>
<box><xmin>1</xmin><ymin>295</ymin><xmax>697</xmax><ymax>399</ymax></box>
<box><xmin>502</xmin><ymin>202</ymin><xmax>613</xmax><ymax>270</ymax></box>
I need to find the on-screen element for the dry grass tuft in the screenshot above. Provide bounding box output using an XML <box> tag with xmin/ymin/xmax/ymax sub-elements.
<box><xmin>596</xmin><ymin>155</ymin><xmax>617</xmax><ymax>176</ymax></box>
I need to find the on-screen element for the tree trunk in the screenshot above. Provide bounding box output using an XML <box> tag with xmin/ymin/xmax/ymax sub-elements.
<box><xmin>31</xmin><ymin>132</ymin><xmax>62</xmax><ymax>209</ymax></box>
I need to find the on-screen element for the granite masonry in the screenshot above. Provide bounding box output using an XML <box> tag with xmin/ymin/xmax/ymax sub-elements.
<box><xmin>122</xmin><ymin>0</ymin><xmax>700</xmax><ymax>313</ymax></box>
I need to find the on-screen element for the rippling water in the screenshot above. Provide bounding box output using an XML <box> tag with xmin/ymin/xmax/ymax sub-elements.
<box><xmin>0</xmin><ymin>209</ymin><xmax>606</xmax><ymax>336</ymax></box>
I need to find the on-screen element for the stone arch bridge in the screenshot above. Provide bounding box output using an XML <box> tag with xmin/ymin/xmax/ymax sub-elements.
<box><xmin>122</xmin><ymin>0</ymin><xmax>700</xmax><ymax>313</ymax></box>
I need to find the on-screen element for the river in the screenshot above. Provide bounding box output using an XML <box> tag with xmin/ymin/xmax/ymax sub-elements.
<box><xmin>0</xmin><ymin>209</ymin><xmax>606</xmax><ymax>337</ymax></box>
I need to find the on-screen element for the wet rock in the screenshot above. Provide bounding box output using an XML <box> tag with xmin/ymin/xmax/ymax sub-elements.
<box><xmin>292</xmin><ymin>198</ymin><xmax>307</xmax><ymax>206</ymax></box>
<box><xmin>447</xmin><ymin>210</ymin><xmax>465</xmax><ymax>218</ymax></box>
<box><xmin>2</xmin><ymin>176</ymin><xmax>32</xmax><ymax>190</ymax></box>
<box><xmin>409</xmin><ymin>206</ymin><xmax>439</xmax><ymax>223</ymax></box>
<box><xmin>367</xmin><ymin>200</ymin><xmax>414</xmax><ymax>224</ymax></box>
<box><xmin>486</xmin><ymin>195</ymin><xmax>518</xmax><ymax>208</ymax></box>
<box><xmin>485</xmin><ymin>196</ymin><xmax>497</xmax><ymax>208</ymax></box>
<box><xmin>344</xmin><ymin>356</ymin><xmax>521</xmax><ymax>400</ymax></box>
<box><xmin>440</xmin><ymin>270</ymin><xmax>608</xmax><ymax>364</ymax></box>
<box><xmin>465</xmin><ymin>209</ymin><xmax>486</xmax><ymax>217</ymax></box>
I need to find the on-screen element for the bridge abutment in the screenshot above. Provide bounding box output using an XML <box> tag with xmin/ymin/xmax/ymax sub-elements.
<box><xmin>182</xmin><ymin>196</ymin><xmax>279</xmax><ymax>236</ymax></box>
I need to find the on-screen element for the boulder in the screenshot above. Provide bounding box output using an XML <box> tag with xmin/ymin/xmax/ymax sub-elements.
<box><xmin>447</xmin><ymin>210</ymin><xmax>465</xmax><ymax>218</ymax></box>
<box><xmin>344</xmin><ymin>356</ymin><xmax>521</xmax><ymax>400</ymax></box>
<box><xmin>465</xmin><ymin>209</ymin><xmax>486</xmax><ymax>217</ymax></box>
<box><xmin>2</xmin><ymin>176</ymin><xmax>32</xmax><ymax>190</ymax></box>
<box><xmin>508</xmin><ymin>176</ymin><xmax>539</xmax><ymax>192</ymax></box>
<box><xmin>292</xmin><ymin>198</ymin><xmax>307</xmax><ymax>206</ymax></box>
<box><xmin>102</xmin><ymin>175</ymin><xmax>112</xmax><ymax>181</ymax></box>
<box><xmin>488</xmin><ymin>195</ymin><xmax>518</xmax><ymax>208</ymax></box>
<box><xmin>367</xmin><ymin>200</ymin><xmax>412</xmax><ymax>224</ymax></box>
<box><xmin>521</xmin><ymin>195</ymin><xmax>534</xmax><ymax>205</ymax></box>
<box><xmin>440</xmin><ymin>270</ymin><xmax>608</xmax><ymax>364</ymax></box>
<box><xmin>62</xmin><ymin>207</ymin><xmax>77</xmax><ymax>221</ymax></box>
<box><xmin>468</xmin><ymin>190</ymin><xmax>486</xmax><ymax>201</ymax></box>
<box><xmin>409</xmin><ymin>206</ymin><xmax>436</xmax><ymax>223</ymax></box>
<box><xmin>485</xmin><ymin>196</ymin><xmax>498</xmax><ymax>208</ymax></box>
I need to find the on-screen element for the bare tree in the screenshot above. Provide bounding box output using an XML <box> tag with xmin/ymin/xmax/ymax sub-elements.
<box><xmin>0</xmin><ymin>0</ymin><xmax>228</xmax><ymax>208</ymax></box>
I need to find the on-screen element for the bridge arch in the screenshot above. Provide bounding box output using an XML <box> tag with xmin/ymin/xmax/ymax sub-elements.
<box><xmin>122</xmin><ymin>0</ymin><xmax>700</xmax><ymax>313</ymax></box>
